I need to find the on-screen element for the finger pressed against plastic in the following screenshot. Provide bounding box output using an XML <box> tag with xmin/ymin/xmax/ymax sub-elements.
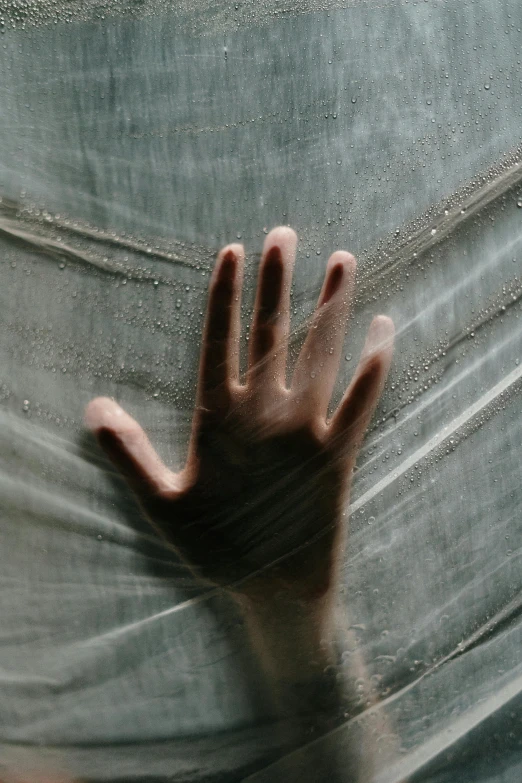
<box><xmin>84</xmin><ymin>397</ymin><xmax>177</xmax><ymax>500</ymax></box>
<box><xmin>327</xmin><ymin>315</ymin><xmax>395</xmax><ymax>460</ymax></box>
<box><xmin>197</xmin><ymin>244</ymin><xmax>243</xmax><ymax>406</ymax></box>
<box><xmin>291</xmin><ymin>251</ymin><xmax>356</xmax><ymax>418</ymax></box>
<box><xmin>226</xmin><ymin>244</ymin><xmax>245</xmax><ymax>384</ymax></box>
<box><xmin>247</xmin><ymin>227</ymin><xmax>297</xmax><ymax>393</ymax></box>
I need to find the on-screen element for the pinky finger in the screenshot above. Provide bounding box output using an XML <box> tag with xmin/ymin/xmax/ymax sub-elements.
<box><xmin>84</xmin><ymin>397</ymin><xmax>177</xmax><ymax>502</ymax></box>
<box><xmin>327</xmin><ymin>316</ymin><xmax>395</xmax><ymax>461</ymax></box>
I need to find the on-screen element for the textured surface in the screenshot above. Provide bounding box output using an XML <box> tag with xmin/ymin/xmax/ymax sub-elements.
<box><xmin>1</xmin><ymin>0</ymin><xmax>522</xmax><ymax>780</ymax></box>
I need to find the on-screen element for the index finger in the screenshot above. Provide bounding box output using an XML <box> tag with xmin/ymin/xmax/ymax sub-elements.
<box><xmin>196</xmin><ymin>243</ymin><xmax>244</xmax><ymax>407</ymax></box>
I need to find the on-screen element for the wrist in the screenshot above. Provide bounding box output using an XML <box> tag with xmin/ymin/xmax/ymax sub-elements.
<box><xmin>239</xmin><ymin>587</ymin><xmax>336</xmax><ymax>666</ymax></box>
<box><xmin>233</xmin><ymin>585</ymin><xmax>348</xmax><ymax>726</ymax></box>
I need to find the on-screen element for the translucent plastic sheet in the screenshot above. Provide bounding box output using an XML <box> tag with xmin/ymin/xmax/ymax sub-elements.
<box><xmin>1</xmin><ymin>0</ymin><xmax>522</xmax><ymax>780</ymax></box>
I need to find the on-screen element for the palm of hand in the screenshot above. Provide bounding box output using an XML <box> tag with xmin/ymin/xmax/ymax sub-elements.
<box><xmin>159</xmin><ymin>404</ymin><xmax>345</xmax><ymax>598</ymax></box>
<box><xmin>85</xmin><ymin>227</ymin><xmax>394</xmax><ymax>601</ymax></box>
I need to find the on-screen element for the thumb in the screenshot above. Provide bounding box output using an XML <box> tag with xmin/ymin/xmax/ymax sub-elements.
<box><xmin>328</xmin><ymin>315</ymin><xmax>395</xmax><ymax>460</ymax></box>
<box><xmin>84</xmin><ymin>397</ymin><xmax>175</xmax><ymax>501</ymax></box>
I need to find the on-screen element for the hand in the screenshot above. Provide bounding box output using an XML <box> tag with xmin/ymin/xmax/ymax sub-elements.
<box><xmin>84</xmin><ymin>227</ymin><xmax>394</xmax><ymax>606</ymax></box>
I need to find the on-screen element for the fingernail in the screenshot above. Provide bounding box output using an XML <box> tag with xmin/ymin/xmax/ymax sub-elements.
<box><xmin>220</xmin><ymin>249</ymin><xmax>236</xmax><ymax>279</ymax></box>
<box><xmin>259</xmin><ymin>246</ymin><xmax>283</xmax><ymax>318</ymax></box>
<box><xmin>322</xmin><ymin>263</ymin><xmax>344</xmax><ymax>304</ymax></box>
<box><xmin>265</xmin><ymin>245</ymin><xmax>283</xmax><ymax>269</ymax></box>
<box><xmin>222</xmin><ymin>248</ymin><xmax>236</xmax><ymax>264</ymax></box>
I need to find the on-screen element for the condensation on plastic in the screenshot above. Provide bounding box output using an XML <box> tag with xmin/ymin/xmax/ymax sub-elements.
<box><xmin>1</xmin><ymin>0</ymin><xmax>522</xmax><ymax>780</ymax></box>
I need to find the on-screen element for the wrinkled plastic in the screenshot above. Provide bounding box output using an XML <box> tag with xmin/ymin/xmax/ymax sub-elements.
<box><xmin>1</xmin><ymin>0</ymin><xmax>522</xmax><ymax>780</ymax></box>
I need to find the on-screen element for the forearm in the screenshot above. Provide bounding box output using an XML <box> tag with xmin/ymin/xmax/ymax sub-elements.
<box><xmin>233</xmin><ymin>584</ymin><xmax>394</xmax><ymax>782</ymax></box>
<box><xmin>235</xmin><ymin>587</ymin><xmax>350</xmax><ymax>732</ymax></box>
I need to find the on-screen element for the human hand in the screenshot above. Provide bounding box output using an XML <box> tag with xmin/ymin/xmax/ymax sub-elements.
<box><xmin>84</xmin><ymin>227</ymin><xmax>394</xmax><ymax>607</ymax></box>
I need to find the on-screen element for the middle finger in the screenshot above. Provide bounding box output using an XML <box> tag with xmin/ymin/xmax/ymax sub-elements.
<box><xmin>247</xmin><ymin>226</ymin><xmax>297</xmax><ymax>395</ymax></box>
